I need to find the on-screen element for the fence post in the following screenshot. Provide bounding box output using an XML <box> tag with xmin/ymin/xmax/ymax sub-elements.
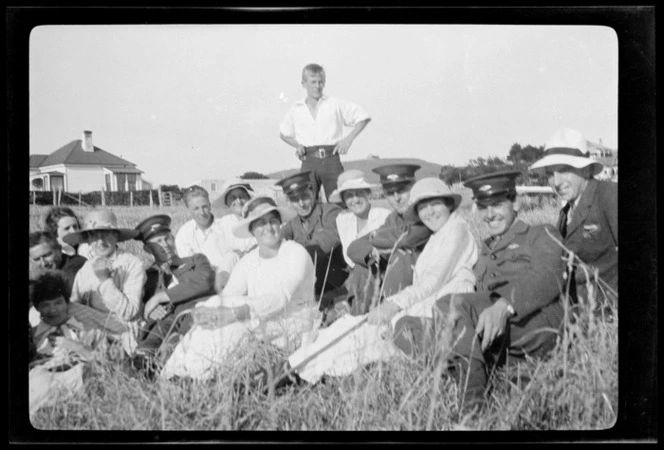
<box><xmin>101</xmin><ymin>187</ymin><xmax>106</xmax><ymax>207</ymax></box>
<box><xmin>149</xmin><ymin>189</ymin><xmax>154</xmax><ymax>208</ymax></box>
<box><xmin>158</xmin><ymin>186</ymin><xmax>162</xmax><ymax>208</ymax></box>
<box><xmin>78</xmin><ymin>192</ymin><xmax>82</xmax><ymax>207</ymax></box>
<box><xmin>130</xmin><ymin>191</ymin><xmax>133</xmax><ymax>208</ymax></box>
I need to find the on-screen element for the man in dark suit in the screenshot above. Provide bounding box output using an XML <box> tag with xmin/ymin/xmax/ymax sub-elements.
<box><xmin>393</xmin><ymin>171</ymin><xmax>565</xmax><ymax>412</ymax></box>
<box><xmin>277</xmin><ymin>171</ymin><xmax>348</xmax><ymax>309</ymax></box>
<box><xmin>344</xmin><ymin>164</ymin><xmax>432</xmax><ymax>316</ymax></box>
<box><xmin>135</xmin><ymin>215</ymin><xmax>216</xmax><ymax>356</ymax></box>
<box><xmin>530</xmin><ymin>128</ymin><xmax>618</xmax><ymax>308</ymax></box>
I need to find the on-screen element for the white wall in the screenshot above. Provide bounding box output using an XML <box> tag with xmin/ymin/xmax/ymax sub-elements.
<box><xmin>65</xmin><ymin>166</ymin><xmax>105</xmax><ymax>192</ymax></box>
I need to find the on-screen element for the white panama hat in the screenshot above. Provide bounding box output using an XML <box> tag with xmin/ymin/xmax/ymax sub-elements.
<box><xmin>529</xmin><ymin>128</ymin><xmax>604</xmax><ymax>176</ymax></box>
<box><xmin>215</xmin><ymin>179</ymin><xmax>255</xmax><ymax>207</ymax></box>
<box><xmin>404</xmin><ymin>177</ymin><xmax>462</xmax><ymax>222</ymax></box>
<box><xmin>328</xmin><ymin>169</ymin><xmax>378</xmax><ymax>203</ymax></box>
<box><xmin>232</xmin><ymin>196</ymin><xmax>297</xmax><ymax>239</ymax></box>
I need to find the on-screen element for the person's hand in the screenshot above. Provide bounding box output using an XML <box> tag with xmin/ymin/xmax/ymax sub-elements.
<box><xmin>192</xmin><ymin>306</ymin><xmax>236</xmax><ymax>330</ymax></box>
<box><xmin>91</xmin><ymin>257</ymin><xmax>112</xmax><ymax>282</ymax></box>
<box><xmin>333</xmin><ymin>136</ymin><xmax>353</xmax><ymax>155</ymax></box>
<box><xmin>296</xmin><ymin>145</ymin><xmax>306</xmax><ymax>161</ymax></box>
<box><xmin>144</xmin><ymin>291</ymin><xmax>172</xmax><ymax>321</ymax></box>
<box><xmin>367</xmin><ymin>247</ymin><xmax>381</xmax><ymax>266</ymax></box>
<box><xmin>475</xmin><ymin>297</ymin><xmax>513</xmax><ymax>351</ymax></box>
<box><xmin>367</xmin><ymin>300</ymin><xmax>401</xmax><ymax>325</ymax></box>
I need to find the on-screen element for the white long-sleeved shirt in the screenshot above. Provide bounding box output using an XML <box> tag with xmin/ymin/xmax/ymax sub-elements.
<box><xmin>387</xmin><ymin>211</ymin><xmax>479</xmax><ymax>317</ymax></box>
<box><xmin>279</xmin><ymin>95</ymin><xmax>371</xmax><ymax>146</ymax></box>
<box><xmin>175</xmin><ymin>216</ymin><xmax>246</xmax><ymax>276</ymax></box>
<box><xmin>69</xmin><ymin>248</ymin><xmax>146</xmax><ymax>353</ymax></box>
<box><xmin>336</xmin><ymin>206</ymin><xmax>392</xmax><ymax>268</ymax></box>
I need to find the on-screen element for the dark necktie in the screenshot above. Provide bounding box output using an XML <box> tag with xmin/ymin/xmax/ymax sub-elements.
<box><xmin>559</xmin><ymin>203</ymin><xmax>572</xmax><ymax>238</ymax></box>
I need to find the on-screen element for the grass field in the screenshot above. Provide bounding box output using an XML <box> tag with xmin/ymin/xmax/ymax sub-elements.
<box><xmin>27</xmin><ymin>188</ymin><xmax>617</xmax><ymax>432</ymax></box>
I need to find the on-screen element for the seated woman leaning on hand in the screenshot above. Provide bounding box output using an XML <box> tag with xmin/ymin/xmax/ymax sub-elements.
<box><xmin>279</xmin><ymin>177</ymin><xmax>479</xmax><ymax>386</ymax></box>
<box><xmin>160</xmin><ymin>196</ymin><xmax>320</xmax><ymax>381</ymax></box>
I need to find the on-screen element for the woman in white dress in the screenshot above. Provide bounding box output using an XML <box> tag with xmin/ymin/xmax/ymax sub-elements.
<box><xmin>161</xmin><ymin>196</ymin><xmax>320</xmax><ymax>381</ymax></box>
<box><xmin>329</xmin><ymin>169</ymin><xmax>392</xmax><ymax>269</ymax></box>
<box><xmin>279</xmin><ymin>177</ymin><xmax>479</xmax><ymax>385</ymax></box>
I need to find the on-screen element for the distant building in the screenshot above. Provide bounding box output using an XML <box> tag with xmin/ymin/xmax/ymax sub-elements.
<box><xmin>586</xmin><ymin>139</ymin><xmax>618</xmax><ymax>182</ymax></box>
<box><xmin>30</xmin><ymin>130</ymin><xmax>147</xmax><ymax>193</ymax></box>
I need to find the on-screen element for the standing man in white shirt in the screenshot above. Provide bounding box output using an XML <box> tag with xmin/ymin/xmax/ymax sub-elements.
<box><xmin>279</xmin><ymin>63</ymin><xmax>372</xmax><ymax>202</ymax></box>
<box><xmin>175</xmin><ymin>185</ymin><xmax>240</xmax><ymax>293</ymax></box>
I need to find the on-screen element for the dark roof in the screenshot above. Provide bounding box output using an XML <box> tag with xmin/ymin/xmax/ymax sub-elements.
<box><xmin>105</xmin><ymin>166</ymin><xmax>143</xmax><ymax>174</ymax></box>
<box><xmin>29</xmin><ymin>155</ymin><xmax>48</xmax><ymax>168</ymax></box>
<box><xmin>37</xmin><ymin>140</ymin><xmax>137</xmax><ymax>167</ymax></box>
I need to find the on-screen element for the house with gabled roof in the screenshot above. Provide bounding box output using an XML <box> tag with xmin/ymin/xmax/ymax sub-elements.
<box><xmin>30</xmin><ymin>130</ymin><xmax>151</xmax><ymax>192</ymax></box>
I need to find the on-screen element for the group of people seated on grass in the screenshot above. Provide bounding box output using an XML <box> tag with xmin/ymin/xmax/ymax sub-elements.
<box><xmin>28</xmin><ymin>128</ymin><xmax>617</xmax><ymax>416</ymax></box>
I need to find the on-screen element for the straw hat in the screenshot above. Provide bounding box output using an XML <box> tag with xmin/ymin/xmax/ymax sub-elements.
<box><xmin>529</xmin><ymin>128</ymin><xmax>603</xmax><ymax>176</ymax></box>
<box><xmin>404</xmin><ymin>177</ymin><xmax>462</xmax><ymax>222</ymax></box>
<box><xmin>63</xmin><ymin>210</ymin><xmax>139</xmax><ymax>246</ymax></box>
<box><xmin>328</xmin><ymin>169</ymin><xmax>378</xmax><ymax>203</ymax></box>
<box><xmin>232</xmin><ymin>196</ymin><xmax>297</xmax><ymax>239</ymax></box>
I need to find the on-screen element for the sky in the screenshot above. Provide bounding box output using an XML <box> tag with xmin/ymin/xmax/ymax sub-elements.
<box><xmin>29</xmin><ymin>24</ymin><xmax>618</xmax><ymax>187</ymax></box>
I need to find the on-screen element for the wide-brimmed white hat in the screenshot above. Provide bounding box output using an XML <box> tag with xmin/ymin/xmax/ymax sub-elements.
<box><xmin>63</xmin><ymin>210</ymin><xmax>140</xmax><ymax>246</ymax></box>
<box><xmin>404</xmin><ymin>177</ymin><xmax>462</xmax><ymax>222</ymax></box>
<box><xmin>218</xmin><ymin>179</ymin><xmax>255</xmax><ymax>206</ymax></box>
<box><xmin>529</xmin><ymin>128</ymin><xmax>603</xmax><ymax>176</ymax></box>
<box><xmin>232</xmin><ymin>196</ymin><xmax>297</xmax><ymax>239</ymax></box>
<box><xmin>328</xmin><ymin>169</ymin><xmax>378</xmax><ymax>203</ymax></box>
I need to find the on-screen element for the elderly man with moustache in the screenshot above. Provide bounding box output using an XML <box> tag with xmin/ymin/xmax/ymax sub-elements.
<box><xmin>393</xmin><ymin>171</ymin><xmax>566</xmax><ymax>412</ymax></box>
<box><xmin>280</xmin><ymin>63</ymin><xmax>371</xmax><ymax>202</ymax></box>
<box><xmin>530</xmin><ymin>128</ymin><xmax>617</xmax><ymax>309</ymax></box>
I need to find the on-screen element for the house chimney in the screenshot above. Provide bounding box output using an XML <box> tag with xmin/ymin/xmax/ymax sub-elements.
<box><xmin>83</xmin><ymin>130</ymin><xmax>94</xmax><ymax>152</ymax></box>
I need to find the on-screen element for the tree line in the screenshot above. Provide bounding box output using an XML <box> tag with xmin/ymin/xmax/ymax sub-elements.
<box><xmin>439</xmin><ymin>143</ymin><xmax>546</xmax><ymax>186</ymax></box>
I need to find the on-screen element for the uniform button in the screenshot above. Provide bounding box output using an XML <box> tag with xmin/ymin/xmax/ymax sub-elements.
<box><xmin>490</xmin><ymin>273</ymin><xmax>496</xmax><ymax>278</ymax></box>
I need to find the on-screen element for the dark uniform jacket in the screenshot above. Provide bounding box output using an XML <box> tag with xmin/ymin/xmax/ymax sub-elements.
<box><xmin>557</xmin><ymin>179</ymin><xmax>618</xmax><ymax>300</ymax></box>
<box><xmin>142</xmin><ymin>253</ymin><xmax>215</xmax><ymax>306</ymax></box>
<box><xmin>140</xmin><ymin>253</ymin><xmax>215</xmax><ymax>348</ymax></box>
<box><xmin>346</xmin><ymin>210</ymin><xmax>432</xmax><ymax>267</ymax></box>
<box><xmin>281</xmin><ymin>202</ymin><xmax>348</xmax><ymax>294</ymax></box>
<box><xmin>475</xmin><ymin>220</ymin><xmax>565</xmax><ymax>324</ymax></box>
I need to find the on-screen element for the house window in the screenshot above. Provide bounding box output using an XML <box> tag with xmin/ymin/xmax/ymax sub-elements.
<box><xmin>127</xmin><ymin>174</ymin><xmax>137</xmax><ymax>191</ymax></box>
<box><xmin>116</xmin><ymin>174</ymin><xmax>126</xmax><ymax>192</ymax></box>
<box><xmin>105</xmin><ymin>174</ymin><xmax>111</xmax><ymax>191</ymax></box>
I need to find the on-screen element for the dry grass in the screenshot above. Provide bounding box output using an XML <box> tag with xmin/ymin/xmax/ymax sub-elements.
<box><xmin>27</xmin><ymin>193</ymin><xmax>617</xmax><ymax>432</ymax></box>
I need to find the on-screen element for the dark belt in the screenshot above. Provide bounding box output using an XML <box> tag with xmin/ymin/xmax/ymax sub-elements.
<box><xmin>304</xmin><ymin>145</ymin><xmax>336</xmax><ymax>159</ymax></box>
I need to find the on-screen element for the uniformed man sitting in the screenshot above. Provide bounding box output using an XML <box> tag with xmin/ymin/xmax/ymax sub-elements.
<box><xmin>135</xmin><ymin>214</ymin><xmax>216</xmax><ymax>360</ymax></box>
<box><xmin>276</xmin><ymin>171</ymin><xmax>348</xmax><ymax>310</ymax></box>
<box><xmin>393</xmin><ymin>170</ymin><xmax>566</xmax><ymax>412</ymax></box>
<box><xmin>344</xmin><ymin>164</ymin><xmax>432</xmax><ymax>316</ymax></box>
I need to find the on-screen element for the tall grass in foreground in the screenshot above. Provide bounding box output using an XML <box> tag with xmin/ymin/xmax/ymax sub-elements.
<box><xmin>27</xmin><ymin>196</ymin><xmax>617</xmax><ymax>431</ymax></box>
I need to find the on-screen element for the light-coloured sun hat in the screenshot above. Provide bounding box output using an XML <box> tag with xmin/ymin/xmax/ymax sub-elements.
<box><xmin>529</xmin><ymin>128</ymin><xmax>604</xmax><ymax>176</ymax></box>
<box><xmin>232</xmin><ymin>196</ymin><xmax>297</xmax><ymax>239</ymax></box>
<box><xmin>404</xmin><ymin>177</ymin><xmax>462</xmax><ymax>222</ymax></box>
<box><xmin>328</xmin><ymin>169</ymin><xmax>378</xmax><ymax>203</ymax></box>
<box><xmin>63</xmin><ymin>210</ymin><xmax>140</xmax><ymax>246</ymax></box>
<box><xmin>219</xmin><ymin>179</ymin><xmax>255</xmax><ymax>206</ymax></box>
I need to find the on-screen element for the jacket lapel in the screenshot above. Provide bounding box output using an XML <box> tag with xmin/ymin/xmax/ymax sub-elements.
<box><xmin>567</xmin><ymin>179</ymin><xmax>597</xmax><ymax>236</ymax></box>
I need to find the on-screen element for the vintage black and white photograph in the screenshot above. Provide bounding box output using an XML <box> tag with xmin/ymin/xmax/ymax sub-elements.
<box><xmin>9</xmin><ymin>6</ymin><xmax>656</xmax><ymax>442</ymax></box>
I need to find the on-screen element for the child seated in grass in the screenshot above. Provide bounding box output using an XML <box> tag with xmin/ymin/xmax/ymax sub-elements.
<box><xmin>29</xmin><ymin>271</ymin><xmax>125</xmax><ymax>417</ymax></box>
